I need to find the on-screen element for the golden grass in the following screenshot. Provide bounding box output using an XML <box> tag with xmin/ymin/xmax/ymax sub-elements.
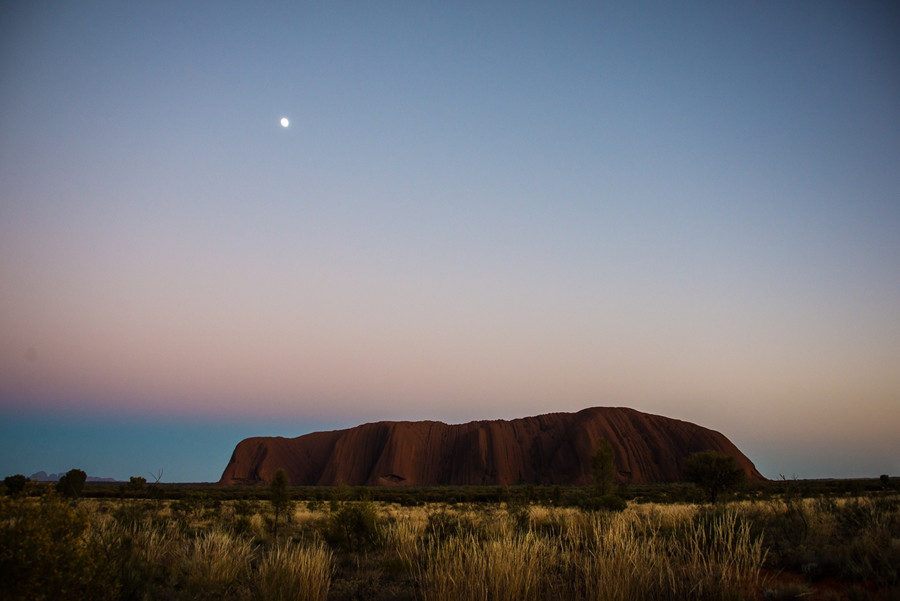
<box><xmin>416</xmin><ymin>506</ymin><xmax>766</xmax><ymax>601</ymax></box>
<box><xmin>4</xmin><ymin>490</ymin><xmax>897</xmax><ymax>601</ymax></box>
<box><xmin>418</xmin><ymin>532</ymin><xmax>551</xmax><ymax>601</ymax></box>
<box><xmin>180</xmin><ymin>529</ymin><xmax>252</xmax><ymax>595</ymax></box>
<box><xmin>256</xmin><ymin>541</ymin><xmax>332</xmax><ymax>601</ymax></box>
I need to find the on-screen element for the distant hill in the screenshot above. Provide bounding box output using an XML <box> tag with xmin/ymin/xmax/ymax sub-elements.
<box><xmin>219</xmin><ymin>406</ymin><xmax>764</xmax><ymax>486</ymax></box>
<box><xmin>29</xmin><ymin>471</ymin><xmax>118</xmax><ymax>483</ymax></box>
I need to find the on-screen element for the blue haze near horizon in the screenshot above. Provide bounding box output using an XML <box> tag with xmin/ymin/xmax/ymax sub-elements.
<box><xmin>2</xmin><ymin>2</ymin><xmax>899</xmax><ymax>482</ymax></box>
<box><xmin>0</xmin><ymin>408</ymin><xmax>895</xmax><ymax>483</ymax></box>
<box><xmin>0</xmin><ymin>411</ymin><xmax>348</xmax><ymax>483</ymax></box>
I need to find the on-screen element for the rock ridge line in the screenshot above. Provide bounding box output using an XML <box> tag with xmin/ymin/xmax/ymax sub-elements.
<box><xmin>219</xmin><ymin>406</ymin><xmax>764</xmax><ymax>485</ymax></box>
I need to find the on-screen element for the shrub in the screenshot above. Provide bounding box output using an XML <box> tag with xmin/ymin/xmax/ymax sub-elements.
<box><xmin>838</xmin><ymin>498</ymin><xmax>900</xmax><ymax>585</ymax></box>
<box><xmin>3</xmin><ymin>474</ymin><xmax>28</xmax><ymax>496</ymax></box>
<box><xmin>322</xmin><ymin>500</ymin><xmax>383</xmax><ymax>552</ymax></box>
<box><xmin>578</xmin><ymin>494</ymin><xmax>628</xmax><ymax>513</ymax></box>
<box><xmin>57</xmin><ymin>468</ymin><xmax>87</xmax><ymax>498</ymax></box>
<box><xmin>125</xmin><ymin>476</ymin><xmax>147</xmax><ymax>498</ymax></box>
<box><xmin>0</xmin><ymin>487</ymin><xmax>118</xmax><ymax>600</ymax></box>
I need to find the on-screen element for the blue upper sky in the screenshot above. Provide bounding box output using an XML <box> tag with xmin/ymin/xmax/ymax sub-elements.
<box><xmin>2</xmin><ymin>1</ymin><xmax>898</xmax><ymax>482</ymax></box>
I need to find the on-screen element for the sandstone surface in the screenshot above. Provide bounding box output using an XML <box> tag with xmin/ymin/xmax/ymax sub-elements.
<box><xmin>219</xmin><ymin>407</ymin><xmax>764</xmax><ymax>485</ymax></box>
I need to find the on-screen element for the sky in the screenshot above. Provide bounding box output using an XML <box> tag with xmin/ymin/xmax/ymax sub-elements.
<box><xmin>1</xmin><ymin>1</ymin><xmax>898</xmax><ymax>483</ymax></box>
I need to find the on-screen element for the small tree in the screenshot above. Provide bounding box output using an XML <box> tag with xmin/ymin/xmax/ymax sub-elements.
<box><xmin>57</xmin><ymin>469</ymin><xmax>87</xmax><ymax>499</ymax></box>
<box><xmin>270</xmin><ymin>468</ymin><xmax>291</xmax><ymax>540</ymax></box>
<box><xmin>683</xmin><ymin>451</ymin><xmax>746</xmax><ymax>502</ymax></box>
<box><xmin>591</xmin><ymin>438</ymin><xmax>616</xmax><ymax>496</ymax></box>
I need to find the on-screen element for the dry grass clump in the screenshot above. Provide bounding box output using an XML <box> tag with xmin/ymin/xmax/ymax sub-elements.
<box><xmin>628</xmin><ymin>500</ymin><xmax>699</xmax><ymax>529</ymax></box>
<box><xmin>248</xmin><ymin>512</ymin><xmax>267</xmax><ymax>534</ymax></box>
<box><xmin>4</xmin><ymin>487</ymin><xmax>897</xmax><ymax>601</ymax></box>
<box><xmin>122</xmin><ymin>519</ymin><xmax>177</xmax><ymax>570</ymax></box>
<box><xmin>416</xmin><ymin>506</ymin><xmax>766</xmax><ymax>601</ymax></box>
<box><xmin>573</xmin><ymin>507</ymin><xmax>765</xmax><ymax>601</ymax></box>
<box><xmin>256</xmin><ymin>541</ymin><xmax>332</xmax><ymax>601</ymax></box>
<box><xmin>292</xmin><ymin>502</ymin><xmax>324</xmax><ymax>527</ymax></box>
<box><xmin>425</xmin><ymin>504</ymin><xmax>515</xmax><ymax>542</ymax></box>
<box><xmin>384</xmin><ymin>513</ymin><xmax>427</xmax><ymax>570</ymax></box>
<box><xmin>179</xmin><ymin>529</ymin><xmax>253</xmax><ymax>598</ymax></box>
<box><xmin>526</xmin><ymin>503</ymin><xmax>582</xmax><ymax>536</ymax></box>
<box><xmin>419</xmin><ymin>531</ymin><xmax>552</xmax><ymax>601</ymax></box>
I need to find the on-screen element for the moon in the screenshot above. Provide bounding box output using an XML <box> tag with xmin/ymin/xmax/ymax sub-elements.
<box><xmin>280</xmin><ymin>117</ymin><xmax>290</xmax><ymax>128</ymax></box>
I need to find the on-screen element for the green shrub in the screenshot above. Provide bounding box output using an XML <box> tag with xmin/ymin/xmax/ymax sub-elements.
<box><xmin>0</xmin><ymin>488</ymin><xmax>118</xmax><ymax>600</ymax></box>
<box><xmin>579</xmin><ymin>494</ymin><xmax>627</xmax><ymax>513</ymax></box>
<box><xmin>3</xmin><ymin>474</ymin><xmax>29</xmax><ymax>496</ymax></box>
<box><xmin>231</xmin><ymin>514</ymin><xmax>254</xmax><ymax>536</ymax></box>
<box><xmin>57</xmin><ymin>468</ymin><xmax>87</xmax><ymax>499</ymax></box>
<box><xmin>683</xmin><ymin>451</ymin><xmax>746</xmax><ymax>502</ymax></box>
<box><xmin>838</xmin><ymin>498</ymin><xmax>900</xmax><ymax>585</ymax></box>
<box><xmin>322</xmin><ymin>500</ymin><xmax>382</xmax><ymax>552</ymax></box>
<box><xmin>426</xmin><ymin>508</ymin><xmax>490</xmax><ymax>543</ymax></box>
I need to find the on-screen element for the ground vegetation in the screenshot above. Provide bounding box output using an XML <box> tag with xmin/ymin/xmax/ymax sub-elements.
<box><xmin>2</xmin><ymin>477</ymin><xmax>897</xmax><ymax>600</ymax></box>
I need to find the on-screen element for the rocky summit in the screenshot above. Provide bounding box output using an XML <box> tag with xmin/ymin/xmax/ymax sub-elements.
<box><xmin>219</xmin><ymin>406</ymin><xmax>763</xmax><ymax>486</ymax></box>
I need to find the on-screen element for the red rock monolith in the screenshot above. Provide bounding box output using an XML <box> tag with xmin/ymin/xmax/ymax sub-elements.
<box><xmin>218</xmin><ymin>407</ymin><xmax>764</xmax><ymax>485</ymax></box>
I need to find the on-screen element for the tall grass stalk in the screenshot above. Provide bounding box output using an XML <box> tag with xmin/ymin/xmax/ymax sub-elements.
<box><xmin>417</xmin><ymin>507</ymin><xmax>766</xmax><ymax>601</ymax></box>
<box><xmin>385</xmin><ymin>515</ymin><xmax>426</xmax><ymax>570</ymax></box>
<box><xmin>256</xmin><ymin>541</ymin><xmax>333</xmax><ymax>601</ymax></box>
<box><xmin>571</xmin><ymin>508</ymin><xmax>766</xmax><ymax>601</ymax></box>
<box><xmin>180</xmin><ymin>529</ymin><xmax>252</xmax><ymax>598</ymax></box>
<box><xmin>8</xmin><ymin>491</ymin><xmax>893</xmax><ymax>600</ymax></box>
<box><xmin>419</xmin><ymin>532</ymin><xmax>551</xmax><ymax>601</ymax></box>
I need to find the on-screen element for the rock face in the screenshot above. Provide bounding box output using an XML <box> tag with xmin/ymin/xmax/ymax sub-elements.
<box><xmin>219</xmin><ymin>407</ymin><xmax>764</xmax><ymax>486</ymax></box>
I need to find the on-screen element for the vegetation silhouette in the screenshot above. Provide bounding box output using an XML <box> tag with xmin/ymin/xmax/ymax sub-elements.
<box><xmin>56</xmin><ymin>468</ymin><xmax>87</xmax><ymax>498</ymax></box>
<box><xmin>683</xmin><ymin>451</ymin><xmax>746</xmax><ymax>502</ymax></box>
<box><xmin>269</xmin><ymin>468</ymin><xmax>291</xmax><ymax>541</ymax></box>
<box><xmin>1</xmin><ymin>469</ymin><xmax>898</xmax><ymax>600</ymax></box>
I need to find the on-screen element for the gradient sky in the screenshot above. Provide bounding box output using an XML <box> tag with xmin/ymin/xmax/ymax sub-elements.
<box><xmin>2</xmin><ymin>2</ymin><xmax>898</xmax><ymax>483</ymax></box>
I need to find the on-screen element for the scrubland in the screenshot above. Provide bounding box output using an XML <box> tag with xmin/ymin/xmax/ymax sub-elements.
<box><xmin>1</xmin><ymin>484</ymin><xmax>898</xmax><ymax>601</ymax></box>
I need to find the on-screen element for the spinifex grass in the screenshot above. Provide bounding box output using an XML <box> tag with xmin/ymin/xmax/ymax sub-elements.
<box><xmin>418</xmin><ymin>531</ymin><xmax>553</xmax><ymax>601</ymax></box>
<box><xmin>3</xmin><ymin>487</ymin><xmax>897</xmax><ymax>601</ymax></box>
<box><xmin>180</xmin><ymin>529</ymin><xmax>253</xmax><ymax>598</ymax></box>
<box><xmin>416</xmin><ymin>506</ymin><xmax>766</xmax><ymax>601</ymax></box>
<box><xmin>256</xmin><ymin>541</ymin><xmax>332</xmax><ymax>601</ymax></box>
